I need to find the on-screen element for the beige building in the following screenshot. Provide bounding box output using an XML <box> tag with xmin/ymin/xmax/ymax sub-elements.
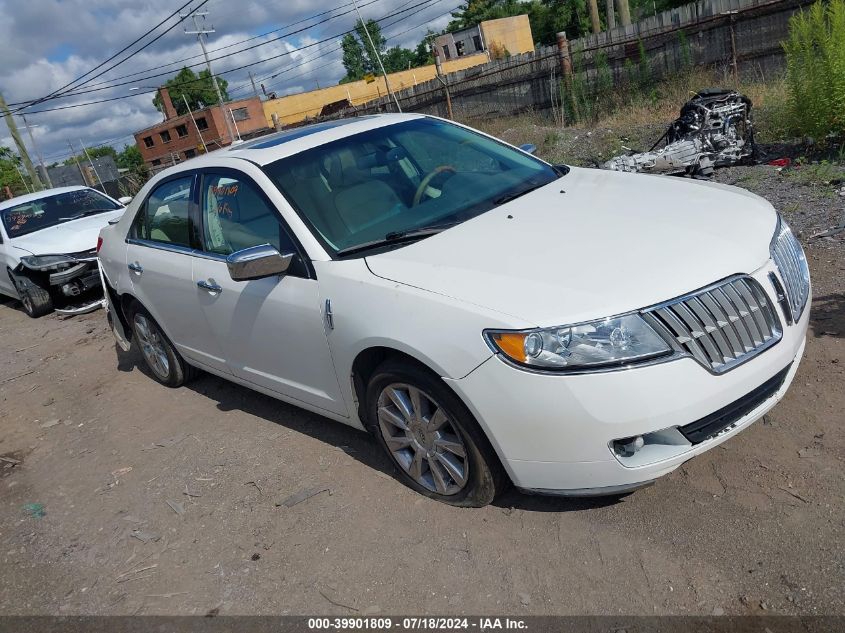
<box><xmin>433</xmin><ymin>15</ymin><xmax>534</xmax><ymax>61</ymax></box>
<box><xmin>261</xmin><ymin>15</ymin><xmax>534</xmax><ymax>128</ymax></box>
<box><xmin>262</xmin><ymin>53</ymin><xmax>488</xmax><ymax>127</ymax></box>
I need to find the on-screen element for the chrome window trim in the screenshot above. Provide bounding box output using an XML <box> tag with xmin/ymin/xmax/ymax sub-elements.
<box><xmin>125</xmin><ymin>237</ymin><xmax>232</xmax><ymax>262</ymax></box>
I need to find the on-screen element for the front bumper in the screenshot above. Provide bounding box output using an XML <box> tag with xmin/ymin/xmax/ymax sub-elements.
<box><xmin>445</xmin><ymin>263</ymin><xmax>810</xmax><ymax>494</ymax></box>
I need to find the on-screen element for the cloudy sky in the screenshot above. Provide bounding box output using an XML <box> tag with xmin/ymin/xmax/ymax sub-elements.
<box><xmin>0</xmin><ymin>0</ymin><xmax>456</xmax><ymax>165</ymax></box>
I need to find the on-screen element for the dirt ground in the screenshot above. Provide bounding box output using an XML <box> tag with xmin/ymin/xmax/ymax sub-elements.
<box><xmin>1</xmin><ymin>146</ymin><xmax>843</xmax><ymax>616</ymax></box>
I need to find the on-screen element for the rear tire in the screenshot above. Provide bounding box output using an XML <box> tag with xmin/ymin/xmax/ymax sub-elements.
<box><xmin>366</xmin><ymin>359</ymin><xmax>507</xmax><ymax>507</ymax></box>
<box><xmin>10</xmin><ymin>272</ymin><xmax>53</xmax><ymax>318</ymax></box>
<box><xmin>128</xmin><ymin>306</ymin><xmax>196</xmax><ymax>387</ymax></box>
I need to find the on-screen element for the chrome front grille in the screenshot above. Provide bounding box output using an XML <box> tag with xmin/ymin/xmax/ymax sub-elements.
<box><xmin>770</xmin><ymin>220</ymin><xmax>810</xmax><ymax>323</ymax></box>
<box><xmin>644</xmin><ymin>277</ymin><xmax>782</xmax><ymax>374</ymax></box>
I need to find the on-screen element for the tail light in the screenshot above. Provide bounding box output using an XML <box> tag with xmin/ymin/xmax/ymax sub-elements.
<box><xmin>96</xmin><ymin>236</ymin><xmax>103</xmax><ymax>253</ymax></box>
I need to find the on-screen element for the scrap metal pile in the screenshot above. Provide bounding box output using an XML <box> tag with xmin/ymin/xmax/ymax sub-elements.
<box><xmin>603</xmin><ymin>89</ymin><xmax>755</xmax><ymax>177</ymax></box>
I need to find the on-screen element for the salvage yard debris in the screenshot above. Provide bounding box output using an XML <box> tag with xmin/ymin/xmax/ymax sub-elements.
<box><xmin>276</xmin><ymin>486</ymin><xmax>331</xmax><ymax>508</ymax></box>
<box><xmin>604</xmin><ymin>89</ymin><xmax>754</xmax><ymax>177</ymax></box>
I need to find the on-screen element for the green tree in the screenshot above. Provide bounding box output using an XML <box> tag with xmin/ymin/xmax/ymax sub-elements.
<box><xmin>0</xmin><ymin>147</ymin><xmax>31</xmax><ymax>197</ymax></box>
<box><xmin>116</xmin><ymin>144</ymin><xmax>144</xmax><ymax>171</ymax></box>
<box><xmin>152</xmin><ymin>67</ymin><xmax>229</xmax><ymax>116</ymax></box>
<box><xmin>64</xmin><ymin>145</ymin><xmax>118</xmax><ymax>165</ymax></box>
<box><xmin>340</xmin><ymin>19</ymin><xmax>431</xmax><ymax>83</ymax></box>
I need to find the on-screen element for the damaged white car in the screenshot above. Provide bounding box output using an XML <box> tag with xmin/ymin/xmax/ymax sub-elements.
<box><xmin>0</xmin><ymin>186</ymin><xmax>127</xmax><ymax>317</ymax></box>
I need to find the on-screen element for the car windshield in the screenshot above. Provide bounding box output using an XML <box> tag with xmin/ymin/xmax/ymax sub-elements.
<box><xmin>261</xmin><ymin>118</ymin><xmax>562</xmax><ymax>255</ymax></box>
<box><xmin>1</xmin><ymin>189</ymin><xmax>122</xmax><ymax>238</ymax></box>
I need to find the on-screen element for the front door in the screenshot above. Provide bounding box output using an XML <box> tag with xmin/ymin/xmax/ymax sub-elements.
<box><xmin>125</xmin><ymin>174</ymin><xmax>230</xmax><ymax>374</ymax></box>
<box><xmin>191</xmin><ymin>169</ymin><xmax>347</xmax><ymax>417</ymax></box>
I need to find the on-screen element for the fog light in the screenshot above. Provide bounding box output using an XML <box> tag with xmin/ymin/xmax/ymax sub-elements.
<box><xmin>613</xmin><ymin>435</ymin><xmax>644</xmax><ymax>457</ymax></box>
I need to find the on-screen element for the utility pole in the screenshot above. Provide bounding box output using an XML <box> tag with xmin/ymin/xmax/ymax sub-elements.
<box><xmin>616</xmin><ymin>0</ymin><xmax>632</xmax><ymax>26</ymax></box>
<box><xmin>351</xmin><ymin>0</ymin><xmax>402</xmax><ymax>113</ymax></box>
<box><xmin>248</xmin><ymin>71</ymin><xmax>260</xmax><ymax>99</ymax></box>
<box><xmin>588</xmin><ymin>0</ymin><xmax>601</xmax><ymax>34</ymax></box>
<box><xmin>79</xmin><ymin>139</ymin><xmax>105</xmax><ymax>193</ymax></box>
<box><xmin>1</xmin><ymin>92</ymin><xmax>43</xmax><ymax>190</ymax></box>
<box><xmin>605</xmin><ymin>0</ymin><xmax>616</xmax><ymax>31</ymax></box>
<box><xmin>67</xmin><ymin>141</ymin><xmax>88</xmax><ymax>186</ymax></box>
<box><xmin>183</xmin><ymin>9</ymin><xmax>236</xmax><ymax>145</ymax></box>
<box><xmin>432</xmin><ymin>47</ymin><xmax>453</xmax><ymax>120</ymax></box>
<box><xmin>183</xmin><ymin>94</ymin><xmax>208</xmax><ymax>153</ymax></box>
<box><xmin>20</xmin><ymin>114</ymin><xmax>53</xmax><ymax>188</ymax></box>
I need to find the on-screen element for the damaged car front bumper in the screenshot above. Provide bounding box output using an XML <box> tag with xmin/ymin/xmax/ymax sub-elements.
<box><xmin>19</xmin><ymin>249</ymin><xmax>106</xmax><ymax>314</ymax></box>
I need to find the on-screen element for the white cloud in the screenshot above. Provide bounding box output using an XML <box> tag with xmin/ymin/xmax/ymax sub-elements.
<box><xmin>0</xmin><ymin>0</ymin><xmax>456</xmax><ymax>163</ymax></box>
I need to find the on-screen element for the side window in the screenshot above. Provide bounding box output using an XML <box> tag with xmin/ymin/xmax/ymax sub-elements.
<box><xmin>133</xmin><ymin>176</ymin><xmax>194</xmax><ymax>246</ymax></box>
<box><xmin>199</xmin><ymin>172</ymin><xmax>303</xmax><ymax>271</ymax></box>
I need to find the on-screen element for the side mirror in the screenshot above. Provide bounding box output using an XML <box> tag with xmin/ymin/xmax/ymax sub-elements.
<box><xmin>226</xmin><ymin>244</ymin><xmax>293</xmax><ymax>281</ymax></box>
<box><xmin>118</xmin><ymin>196</ymin><xmax>133</xmax><ymax>205</ymax></box>
<box><xmin>519</xmin><ymin>143</ymin><xmax>537</xmax><ymax>155</ymax></box>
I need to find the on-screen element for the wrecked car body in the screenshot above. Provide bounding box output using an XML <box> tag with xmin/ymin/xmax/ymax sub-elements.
<box><xmin>604</xmin><ymin>89</ymin><xmax>755</xmax><ymax>177</ymax></box>
<box><xmin>0</xmin><ymin>186</ymin><xmax>126</xmax><ymax>317</ymax></box>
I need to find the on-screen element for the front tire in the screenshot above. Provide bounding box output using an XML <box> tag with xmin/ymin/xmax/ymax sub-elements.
<box><xmin>10</xmin><ymin>272</ymin><xmax>53</xmax><ymax>318</ymax></box>
<box><xmin>366</xmin><ymin>359</ymin><xmax>506</xmax><ymax>507</ymax></box>
<box><xmin>129</xmin><ymin>307</ymin><xmax>195</xmax><ymax>387</ymax></box>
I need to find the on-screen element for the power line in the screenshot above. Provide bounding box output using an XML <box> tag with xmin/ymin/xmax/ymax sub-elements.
<box><xmin>230</xmin><ymin>0</ymin><xmax>442</xmax><ymax>94</ymax></box>
<box><xmin>248</xmin><ymin>0</ymin><xmax>452</xmax><ymax>98</ymax></box>
<box><xmin>9</xmin><ymin>0</ymin><xmax>386</xmax><ymax>108</ymax></box>
<box><xmin>57</xmin><ymin>0</ymin><xmax>383</xmax><ymax>96</ymax></box>
<box><xmin>16</xmin><ymin>0</ymin><xmax>442</xmax><ymax>115</ymax></box>
<box><xmin>15</xmin><ymin>0</ymin><xmax>206</xmax><ymax>112</ymax></box>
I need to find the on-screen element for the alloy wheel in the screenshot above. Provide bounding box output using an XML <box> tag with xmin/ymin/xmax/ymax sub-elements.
<box><xmin>376</xmin><ymin>383</ymin><xmax>469</xmax><ymax>495</ymax></box>
<box><xmin>134</xmin><ymin>314</ymin><xmax>170</xmax><ymax>380</ymax></box>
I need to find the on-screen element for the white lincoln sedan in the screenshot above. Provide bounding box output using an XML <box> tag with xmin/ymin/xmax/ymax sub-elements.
<box><xmin>98</xmin><ymin>114</ymin><xmax>810</xmax><ymax>506</ymax></box>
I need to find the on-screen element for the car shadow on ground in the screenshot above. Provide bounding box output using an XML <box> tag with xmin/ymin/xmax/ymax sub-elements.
<box><xmin>115</xmin><ymin>344</ymin><xmax>626</xmax><ymax>513</ymax></box>
<box><xmin>810</xmin><ymin>293</ymin><xmax>845</xmax><ymax>339</ymax></box>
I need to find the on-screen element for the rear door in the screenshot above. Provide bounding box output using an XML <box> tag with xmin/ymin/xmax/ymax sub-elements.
<box><xmin>190</xmin><ymin>167</ymin><xmax>347</xmax><ymax>416</ymax></box>
<box><xmin>125</xmin><ymin>173</ymin><xmax>230</xmax><ymax>374</ymax></box>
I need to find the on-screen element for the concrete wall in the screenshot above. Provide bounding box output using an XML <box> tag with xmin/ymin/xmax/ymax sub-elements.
<box><xmin>261</xmin><ymin>53</ymin><xmax>488</xmax><ymax>127</ymax></box>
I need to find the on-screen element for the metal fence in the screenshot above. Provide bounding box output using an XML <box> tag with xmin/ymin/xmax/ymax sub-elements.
<box><xmin>344</xmin><ymin>0</ymin><xmax>810</xmax><ymax>122</ymax></box>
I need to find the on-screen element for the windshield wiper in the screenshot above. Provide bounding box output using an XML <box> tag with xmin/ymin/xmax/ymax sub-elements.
<box><xmin>493</xmin><ymin>181</ymin><xmax>549</xmax><ymax>206</ymax></box>
<box><xmin>336</xmin><ymin>222</ymin><xmax>461</xmax><ymax>257</ymax></box>
<box><xmin>58</xmin><ymin>208</ymin><xmax>114</xmax><ymax>221</ymax></box>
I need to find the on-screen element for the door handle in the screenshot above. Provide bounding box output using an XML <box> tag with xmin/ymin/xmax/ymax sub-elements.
<box><xmin>128</xmin><ymin>262</ymin><xmax>143</xmax><ymax>274</ymax></box>
<box><xmin>197</xmin><ymin>279</ymin><xmax>223</xmax><ymax>294</ymax></box>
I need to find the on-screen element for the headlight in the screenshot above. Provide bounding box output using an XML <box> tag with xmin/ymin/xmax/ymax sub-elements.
<box><xmin>19</xmin><ymin>255</ymin><xmax>77</xmax><ymax>271</ymax></box>
<box><xmin>485</xmin><ymin>314</ymin><xmax>672</xmax><ymax>372</ymax></box>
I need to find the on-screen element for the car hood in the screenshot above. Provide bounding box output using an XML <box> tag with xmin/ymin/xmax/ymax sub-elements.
<box><xmin>365</xmin><ymin>167</ymin><xmax>777</xmax><ymax>327</ymax></box>
<box><xmin>9</xmin><ymin>209</ymin><xmax>125</xmax><ymax>256</ymax></box>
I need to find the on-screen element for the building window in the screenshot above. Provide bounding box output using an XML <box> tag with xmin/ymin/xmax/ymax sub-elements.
<box><xmin>455</xmin><ymin>41</ymin><xmax>465</xmax><ymax>57</ymax></box>
<box><xmin>143</xmin><ymin>136</ymin><xmax>154</xmax><ymax>148</ymax></box>
<box><xmin>473</xmin><ymin>35</ymin><xmax>482</xmax><ymax>51</ymax></box>
<box><xmin>442</xmin><ymin>45</ymin><xmax>451</xmax><ymax>59</ymax></box>
<box><xmin>196</xmin><ymin>117</ymin><xmax>209</xmax><ymax>131</ymax></box>
<box><xmin>231</xmin><ymin>107</ymin><xmax>250</xmax><ymax>122</ymax></box>
<box><xmin>151</xmin><ymin>159</ymin><xmax>161</xmax><ymax>166</ymax></box>
<box><xmin>184</xmin><ymin>149</ymin><xmax>196</xmax><ymax>159</ymax></box>
<box><xmin>175</xmin><ymin>124</ymin><xmax>189</xmax><ymax>138</ymax></box>
<box><xmin>160</xmin><ymin>130</ymin><xmax>172</xmax><ymax>143</ymax></box>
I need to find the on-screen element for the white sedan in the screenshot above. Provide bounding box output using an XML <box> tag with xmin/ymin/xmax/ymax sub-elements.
<box><xmin>1</xmin><ymin>186</ymin><xmax>127</xmax><ymax>317</ymax></box>
<box><xmin>97</xmin><ymin>114</ymin><xmax>810</xmax><ymax>506</ymax></box>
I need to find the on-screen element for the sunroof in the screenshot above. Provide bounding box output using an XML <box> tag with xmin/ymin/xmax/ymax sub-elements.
<box><xmin>242</xmin><ymin>117</ymin><xmax>377</xmax><ymax>150</ymax></box>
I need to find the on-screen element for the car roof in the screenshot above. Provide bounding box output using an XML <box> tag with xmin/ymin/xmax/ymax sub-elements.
<box><xmin>0</xmin><ymin>185</ymin><xmax>95</xmax><ymax>211</ymax></box>
<box><xmin>183</xmin><ymin>113</ymin><xmax>427</xmax><ymax>170</ymax></box>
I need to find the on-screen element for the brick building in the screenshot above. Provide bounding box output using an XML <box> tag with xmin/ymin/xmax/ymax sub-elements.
<box><xmin>134</xmin><ymin>89</ymin><xmax>269</xmax><ymax>169</ymax></box>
